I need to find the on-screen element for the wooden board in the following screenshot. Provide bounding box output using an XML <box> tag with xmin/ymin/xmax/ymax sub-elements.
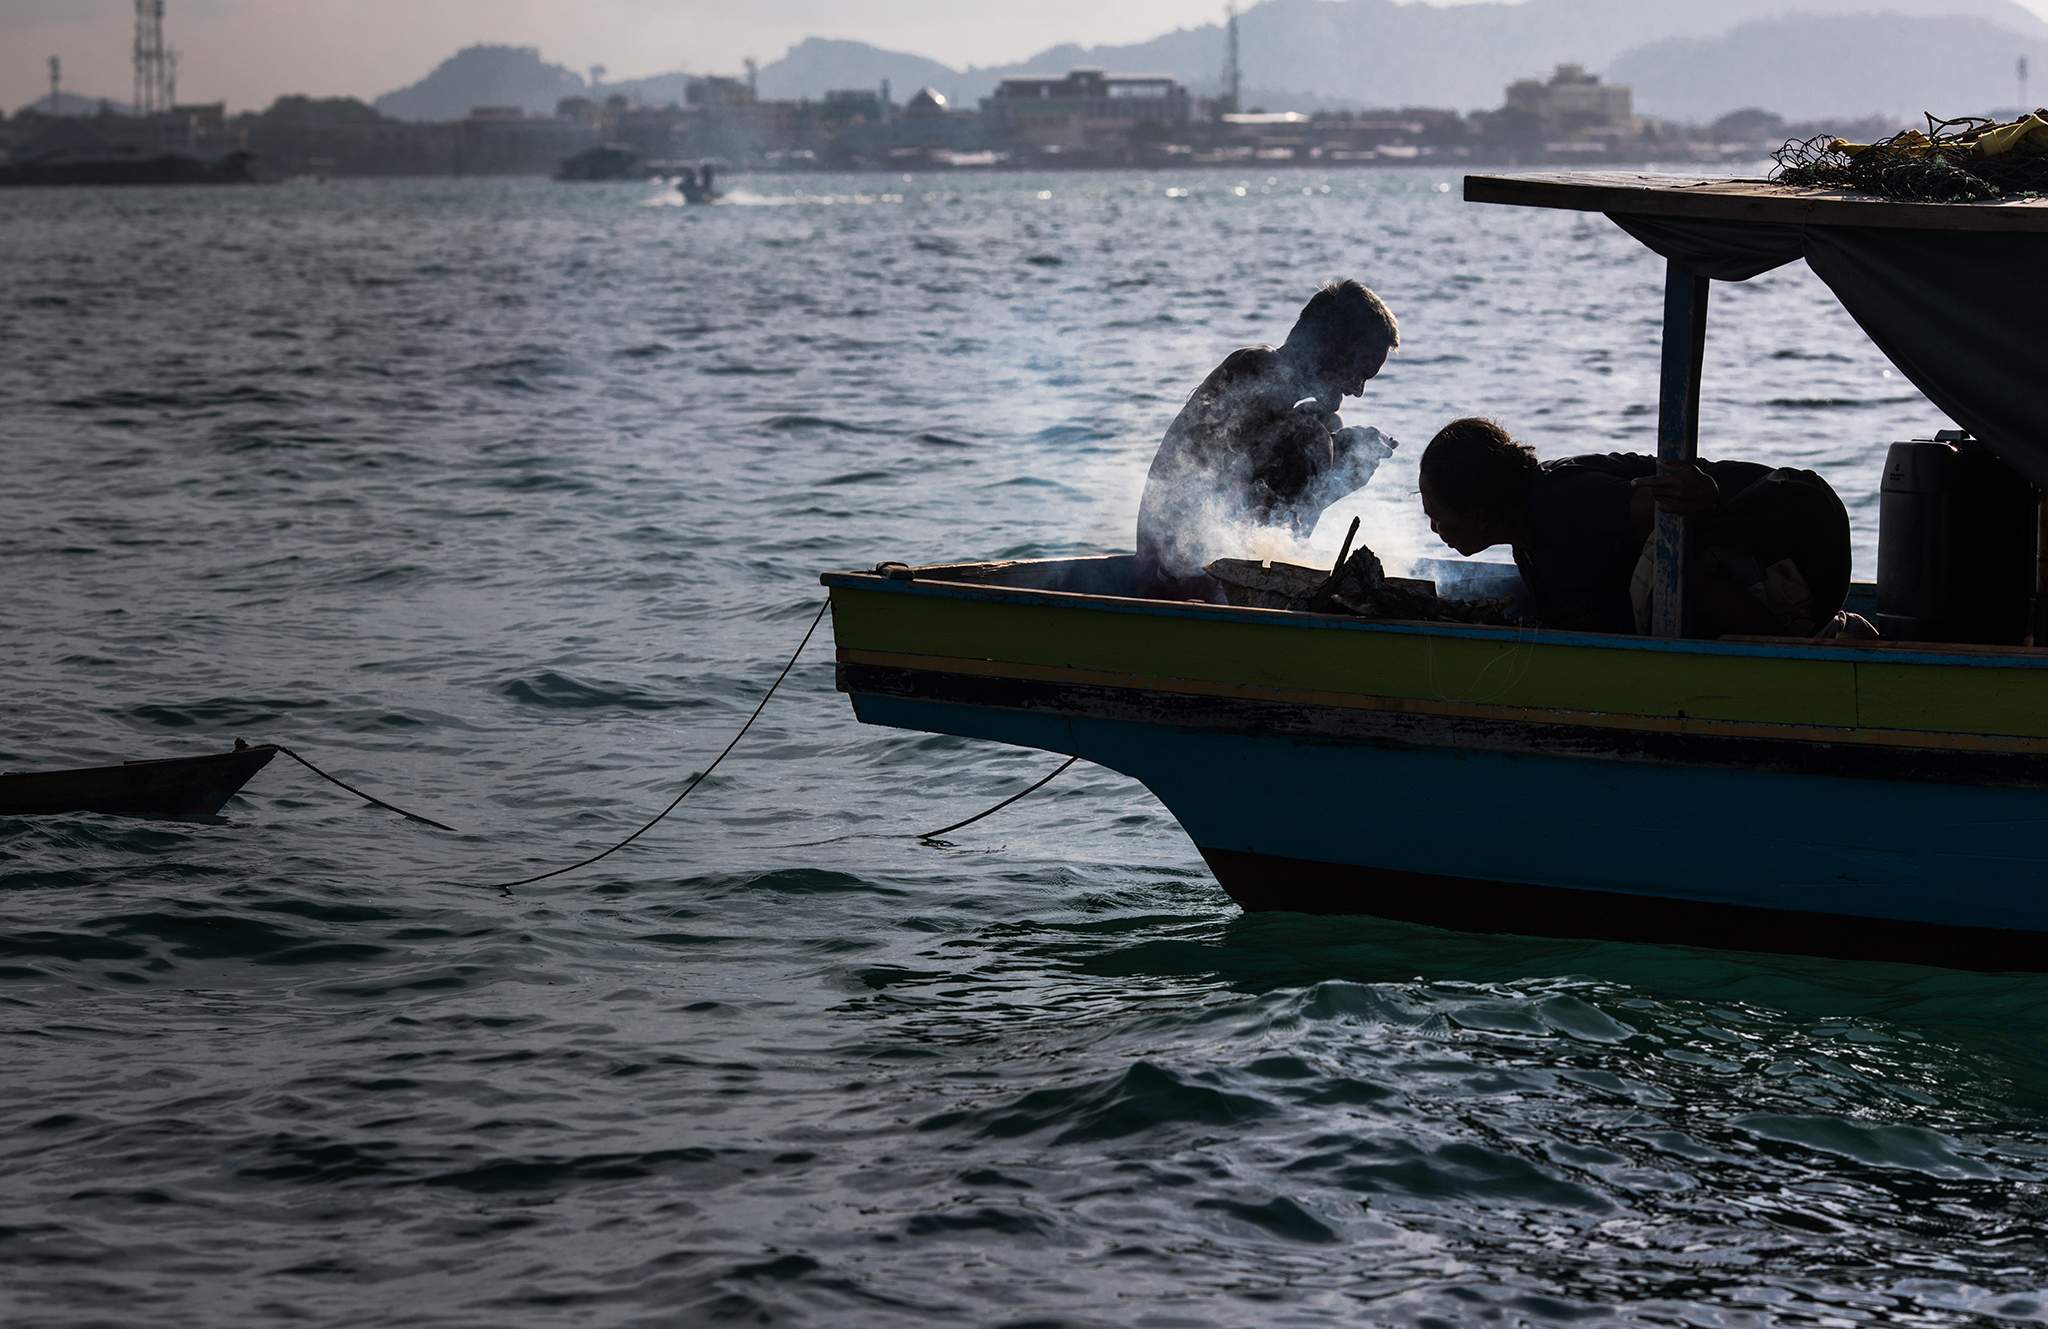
<box><xmin>1465</xmin><ymin>172</ymin><xmax>2048</xmax><ymax>233</ymax></box>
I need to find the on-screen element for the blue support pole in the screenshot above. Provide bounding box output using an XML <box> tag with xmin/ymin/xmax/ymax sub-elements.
<box><xmin>1653</xmin><ymin>262</ymin><xmax>1710</xmax><ymax>639</ymax></box>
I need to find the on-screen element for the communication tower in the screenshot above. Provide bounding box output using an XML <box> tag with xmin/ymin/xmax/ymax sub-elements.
<box><xmin>49</xmin><ymin>56</ymin><xmax>61</xmax><ymax>115</ymax></box>
<box><xmin>132</xmin><ymin>0</ymin><xmax>173</xmax><ymax>117</ymax></box>
<box><xmin>1221</xmin><ymin>3</ymin><xmax>1242</xmax><ymax>117</ymax></box>
<box><xmin>745</xmin><ymin>57</ymin><xmax>759</xmax><ymax>99</ymax></box>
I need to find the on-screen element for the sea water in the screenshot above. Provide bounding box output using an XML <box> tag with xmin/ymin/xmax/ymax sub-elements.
<box><xmin>2</xmin><ymin>171</ymin><xmax>2042</xmax><ymax>1327</ymax></box>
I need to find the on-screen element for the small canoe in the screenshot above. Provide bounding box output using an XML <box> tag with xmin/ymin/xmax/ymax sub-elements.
<box><xmin>0</xmin><ymin>742</ymin><xmax>276</xmax><ymax>819</ymax></box>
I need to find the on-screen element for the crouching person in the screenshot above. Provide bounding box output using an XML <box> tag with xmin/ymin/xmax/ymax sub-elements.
<box><xmin>1417</xmin><ymin>416</ymin><xmax>1852</xmax><ymax>638</ymax></box>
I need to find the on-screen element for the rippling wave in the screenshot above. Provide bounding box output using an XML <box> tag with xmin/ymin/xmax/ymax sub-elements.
<box><xmin>0</xmin><ymin>170</ymin><xmax>2030</xmax><ymax>1328</ymax></box>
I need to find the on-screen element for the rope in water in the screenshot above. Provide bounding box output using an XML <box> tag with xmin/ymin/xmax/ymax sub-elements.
<box><xmin>277</xmin><ymin>594</ymin><xmax>1080</xmax><ymax>883</ymax></box>
<box><xmin>272</xmin><ymin>744</ymin><xmax>458</xmax><ymax>832</ymax></box>
<box><xmin>917</xmin><ymin>757</ymin><xmax>1078</xmax><ymax>842</ymax></box>
<box><xmin>479</xmin><ymin>598</ymin><xmax>831</xmax><ymax>890</ymax></box>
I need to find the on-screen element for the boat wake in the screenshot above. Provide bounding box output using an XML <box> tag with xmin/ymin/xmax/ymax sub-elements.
<box><xmin>644</xmin><ymin>188</ymin><xmax>904</xmax><ymax>208</ymax></box>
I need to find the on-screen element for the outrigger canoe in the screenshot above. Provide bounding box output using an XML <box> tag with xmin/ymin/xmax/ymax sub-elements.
<box><xmin>0</xmin><ymin>742</ymin><xmax>276</xmax><ymax>819</ymax></box>
<box><xmin>825</xmin><ymin>174</ymin><xmax>2048</xmax><ymax>971</ymax></box>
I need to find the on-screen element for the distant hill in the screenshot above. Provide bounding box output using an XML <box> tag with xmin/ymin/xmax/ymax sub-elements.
<box><xmin>254</xmin><ymin>95</ymin><xmax>392</xmax><ymax>126</ymax></box>
<box><xmin>374</xmin><ymin>45</ymin><xmax>586</xmax><ymax>121</ymax></box>
<box><xmin>13</xmin><ymin>91</ymin><xmax>132</xmax><ymax>118</ymax></box>
<box><xmin>364</xmin><ymin>0</ymin><xmax>2048</xmax><ymax>126</ymax></box>
<box><xmin>754</xmin><ymin>38</ymin><xmax>963</xmax><ymax>102</ymax></box>
<box><xmin>1610</xmin><ymin>13</ymin><xmax>2047</xmax><ymax>120</ymax></box>
<box><xmin>751</xmin><ymin>0</ymin><xmax>2048</xmax><ymax>111</ymax></box>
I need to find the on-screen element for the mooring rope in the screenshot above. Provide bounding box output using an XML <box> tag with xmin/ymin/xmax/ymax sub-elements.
<box><xmin>272</xmin><ymin>743</ymin><xmax>459</xmax><ymax>832</ymax></box>
<box><xmin>275</xmin><ymin>594</ymin><xmax>1080</xmax><ymax>883</ymax></box>
<box><xmin>916</xmin><ymin>757</ymin><xmax>1079</xmax><ymax>843</ymax></box>
<box><xmin>478</xmin><ymin>598</ymin><xmax>832</xmax><ymax>891</ymax></box>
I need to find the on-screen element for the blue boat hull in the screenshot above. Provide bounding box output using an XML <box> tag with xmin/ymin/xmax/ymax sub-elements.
<box><xmin>859</xmin><ymin>691</ymin><xmax>2048</xmax><ymax>967</ymax></box>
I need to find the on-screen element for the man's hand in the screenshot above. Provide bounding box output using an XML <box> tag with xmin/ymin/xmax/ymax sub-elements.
<box><xmin>1633</xmin><ymin>462</ymin><xmax>1719</xmax><ymax>515</ymax></box>
<box><xmin>1332</xmin><ymin>425</ymin><xmax>1397</xmax><ymax>467</ymax></box>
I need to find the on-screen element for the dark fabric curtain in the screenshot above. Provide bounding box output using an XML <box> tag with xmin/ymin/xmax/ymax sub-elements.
<box><xmin>1610</xmin><ymin>214</ymin><xmax>2048</xmax><ymax>490</ymax></box>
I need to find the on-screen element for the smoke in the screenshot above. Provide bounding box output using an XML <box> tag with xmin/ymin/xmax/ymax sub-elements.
<box><xmin>1152</xmin><ymin>491</ymin><xmax>1326</xmax><ymax>576</ymax></box>
<box><xmin>1145</xmin><ymin>423</ymin><xmax>1427</xmax><ymax>581</ymax></box>
<box><xmin>1131</xmin><ymin>342</ymin><xmax>1483</xmax><ymax>594</ymax></box>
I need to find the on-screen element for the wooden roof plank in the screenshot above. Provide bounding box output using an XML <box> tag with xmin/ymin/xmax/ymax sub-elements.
<box><xmin>1465</xmin><ymin>172</ymin><xmax>2048</xmax><ymax>233</ymax></box>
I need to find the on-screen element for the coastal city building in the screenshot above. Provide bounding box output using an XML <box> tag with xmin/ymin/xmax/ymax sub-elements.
<box><xmin>1504</xmin><ymin>64</ymin><xmax>1635</xmax><ymax>132</ymax></box>
<box><xmin>980</xmin><ymin>68</ymin><xmax>1192</xmax><ymax>149</ymax></box>
<box><xmin>889</xmin><ymin>88</ymin><xmax>985</xmax><ymax>157</ymax></box>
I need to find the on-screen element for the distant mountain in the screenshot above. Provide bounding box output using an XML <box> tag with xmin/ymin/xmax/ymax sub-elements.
<box><xmin>1611</xmin><ymin>13</ymin><xmax>2047</xmax><ymax>121</ymax></box>
<box><xmin>13</xmin><ymin>91</ymin><xmax>132</xmax><ymax>117</ymax></box>
<box><xmin>754</xmin><ymin>38</ymin><xmax>963</xmax><ymax>102</ymax></box>
<box><xmin>255</xmin><ymin>95</ymin><xmax>391</xmax><ymax>126</ymax></box>
<box><xmin>364</xmin><ymin>0</ymin><xmax>2048</xmax><ymax>127</ymax></box>
<box><xmin>752</xmin><ymin>0</ymin><xmax>2048</xmax><ymax>111</ymax></box>
<box><xmin>374</xmin><ymin>45</ymin><xmax>586</xmax><ymax>121</ymax></box>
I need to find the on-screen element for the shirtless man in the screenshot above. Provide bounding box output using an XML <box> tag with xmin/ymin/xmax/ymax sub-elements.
<box><xmin>1135</xmin><ymin>279</ymin><xmax>1400</xmax><ymax>598</ymax></box>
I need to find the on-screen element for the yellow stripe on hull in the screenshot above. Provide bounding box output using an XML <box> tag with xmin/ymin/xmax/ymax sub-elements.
<box><xmin>828</xmin><ymin>582</ymin><xmax>2048</xmax><ymax>745</ymax></box>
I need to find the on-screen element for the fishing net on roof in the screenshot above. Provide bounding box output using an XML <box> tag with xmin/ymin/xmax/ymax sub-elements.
<box><xmin>1771</xmin><ymin>112</ymin><xmax>2048</xmax><ymax>202</ymax></box>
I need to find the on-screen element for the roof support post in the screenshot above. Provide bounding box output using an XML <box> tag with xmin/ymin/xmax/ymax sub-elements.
<box><xmin>1653</xmin><ymin>262</ymin><xmax>1710</xmax><ymax>638</ymax></box>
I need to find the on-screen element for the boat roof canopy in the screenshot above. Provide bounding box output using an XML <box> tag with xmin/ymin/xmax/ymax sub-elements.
<box><xmin>1465</xmin><ymin>172</ymin><xmax>2048</xmax><ymax>490</ymax></box>
<box><xmin>1465</xmin><ymin>172</ymin><xmax>2048</xmax><ymax>233</ymax></box>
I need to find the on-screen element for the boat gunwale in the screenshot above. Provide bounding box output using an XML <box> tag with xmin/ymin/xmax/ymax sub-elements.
<box><xmin>0</xmin><ymin>743</ymin><xmax>281</xmax><ymax>781</ymax></box>
<box><xmin>820</xmin><ymin>565</ymin><xmax>2048</xmax><ymax>672</ymax></box>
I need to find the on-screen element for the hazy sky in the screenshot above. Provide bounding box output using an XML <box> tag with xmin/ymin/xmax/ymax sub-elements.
<box><xmin>3</xmin><ymin>0</ymin><xmax>1211</xmax><ymax>111</ymax></box>
<box><xmin>7</xmin><ymin>0</ymin><xmax>2048</xmax><ymax>113</ymax></box>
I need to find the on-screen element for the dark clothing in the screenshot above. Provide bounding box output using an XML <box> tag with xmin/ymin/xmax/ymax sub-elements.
<box><xmin>1512</xmin><ymin>455</ymin><xmax>1656</xmax><ymax>634</ymax></box>
<box><xmin>1698</xmin><ymin>465</ymin><xmax>1853</xmax><ymax>634</ymax></box>
<box><xmin>1512</xmin><ymin>453</ymin><xmax>1844</xmax><ymax>635</ymax></box>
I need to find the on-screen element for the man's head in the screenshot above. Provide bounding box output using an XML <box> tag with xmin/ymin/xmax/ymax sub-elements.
<box><xmin>1418</xmin><ymin>417</ymin><xmax>1540</xmax><ymax>556</ymax></box>
<box><xmin>1284</xmin><ymin>279</ymin><xmax>1399</xmax><ymax>410</ymax></box>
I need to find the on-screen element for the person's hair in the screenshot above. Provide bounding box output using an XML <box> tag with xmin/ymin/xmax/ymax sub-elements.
<box><xmin>1420</xmin><ymin>417</ymin><xmax>1541</xmax><ymax>519</ymax></box>
<box><xmin>1289</xmin><ymin>279</ymin><xmax>1399</xmax><ymax>364</ymax></box>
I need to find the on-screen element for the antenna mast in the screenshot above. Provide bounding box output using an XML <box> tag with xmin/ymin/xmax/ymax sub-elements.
<box><xmin>49</xmin><ymin>56</ymin><xmax>61</xmax><ymax>115</ymax></box>
<box><xmin>133</xmin><ymin>0</ymin><xmax>171</xmax><ymax>117</ymax></box>
<box><xmin>1222</xmin><ymin>3</ymin><xmax>1242</xmax><ymax>116</ymax></box>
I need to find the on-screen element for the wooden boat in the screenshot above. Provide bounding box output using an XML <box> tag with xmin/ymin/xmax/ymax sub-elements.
<box><xmin>824</xmin><ymin>174</ymin><xmax>2048</xmax><ymax>970</ymax></box>
<box><xmin>0</xmin><ymin>742</ymin><xmax>276</xmax><ymax>819</ymax></box>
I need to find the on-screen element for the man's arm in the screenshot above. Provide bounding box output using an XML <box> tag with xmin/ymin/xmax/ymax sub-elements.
<box><xmin>1629</xmin><ymin>462</ymin><xmax>1719</xmax><ymax>539</ymax></box>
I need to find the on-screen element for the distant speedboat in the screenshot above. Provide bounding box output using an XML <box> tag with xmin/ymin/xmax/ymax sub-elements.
<box><xmin>0</xmin><ymin>742</ymin><xmax>276</xmax><ymax>818</ymax></box>
<box><xmin>676</xmin><ymin>164</ymin><xmax>723</xmax><ymax>204</ymax></box>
